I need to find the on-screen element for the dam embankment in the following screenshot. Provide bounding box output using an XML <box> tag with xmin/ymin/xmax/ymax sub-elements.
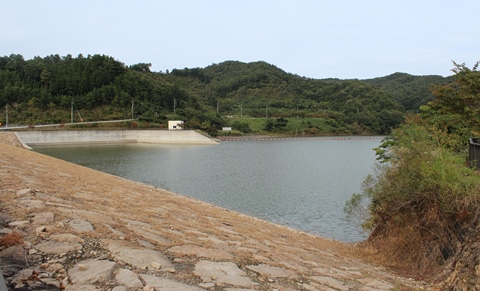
<box><xmin>14</xmin><ymin>129</ymin><xmax>218</xmax><ymax>147</ymax></box>
<box><xmin>0</xmin><ymin>132</ymin><xmax>429</xmax><ymax>290</ymax></box>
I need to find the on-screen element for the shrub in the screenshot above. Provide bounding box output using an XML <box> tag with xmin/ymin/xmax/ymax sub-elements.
<box><xmin>346</xmin><ymin>119</ymin><xmax>480</xmax><ymax>277</ymax></box>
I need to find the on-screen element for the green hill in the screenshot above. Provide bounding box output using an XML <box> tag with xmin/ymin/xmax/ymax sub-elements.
<box><xmin>0</xmin><ymin>54</ymin><xmax>452</xmax><ymax>135</ymax></box>
<box><xmin>364</xmin><ymin>72</ymin><xmax>452</xmax><ymax>112</ymax></box>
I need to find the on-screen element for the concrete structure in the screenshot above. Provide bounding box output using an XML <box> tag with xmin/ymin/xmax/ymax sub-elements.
<box><xmin>168</xmin><ymin>120</ymin><xmax>184</xmax><ymax>130</ymax></box>
<box><xmin>15</xmin><ymin>130</ymin><xmax>218</xmax><ymax>146</ymax></box>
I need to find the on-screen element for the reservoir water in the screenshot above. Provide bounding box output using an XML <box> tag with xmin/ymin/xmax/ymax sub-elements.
<box><xmin>34</xmin><ymin>137</ymin><xmax>381</xmax><ymax>242</ymax></box>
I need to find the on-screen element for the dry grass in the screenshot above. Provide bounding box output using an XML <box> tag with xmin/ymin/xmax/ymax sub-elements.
<box><xmin>0</xmin><ymin>232</ymin><xmax>24</xmax><ymax>248</ymax></box>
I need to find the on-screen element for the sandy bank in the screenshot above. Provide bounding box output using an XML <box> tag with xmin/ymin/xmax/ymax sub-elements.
<box><xmin>0</xmin><ymin>132</ymin><xmax>429</xmax><ymax>290</ymax></box>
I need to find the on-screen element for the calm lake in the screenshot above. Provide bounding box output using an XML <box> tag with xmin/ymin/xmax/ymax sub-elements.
<box><xmin>34</xmin><ymin>137</ymin><xmax>381</xmax><ymax>242</ymax></box>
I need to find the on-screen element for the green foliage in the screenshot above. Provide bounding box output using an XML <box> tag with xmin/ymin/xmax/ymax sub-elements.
<box><xmin>0</xmin><ymin>54</ymin><xmax>451</xmax><ymax>135</ymax></box>
<box><xmin>346</xmin><ymin>62</ymin><xmax>480</xmax><ymax>277</ymax></box>
<box><xmin>364</xmin><ymin>72</ymin><xmax>452</xmax><ymax>112</ymax></box>
<box><xmin>230</xmin><ymin>120</ymin><xmax>251</xmax><ymax>133</ymax></box>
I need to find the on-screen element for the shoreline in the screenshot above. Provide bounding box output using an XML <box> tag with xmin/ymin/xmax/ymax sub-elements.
<box><xmin>0</xmin><ymin>132</ymin><xmax>428</xmax><ymax>290</ymax></box>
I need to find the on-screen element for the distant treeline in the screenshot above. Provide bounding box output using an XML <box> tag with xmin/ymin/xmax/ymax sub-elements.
<box><xmin>0</xmin><ymin>54</ymin><xmax>451</xmax><ymax>135</ymax></box>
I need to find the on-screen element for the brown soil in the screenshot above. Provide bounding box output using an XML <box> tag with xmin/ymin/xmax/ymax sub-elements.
<box><xmin>0</xmin><ymin>132</ymin><xmax>432</xmax><ymax>290</ymax></box>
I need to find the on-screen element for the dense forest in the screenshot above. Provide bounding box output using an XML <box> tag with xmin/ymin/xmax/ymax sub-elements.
<box><xmin>0</xmin><ymin>53</ymin><xmax>451</xmax><ymax>135</ymax></box>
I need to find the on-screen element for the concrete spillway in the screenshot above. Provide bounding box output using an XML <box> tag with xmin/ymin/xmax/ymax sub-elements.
<box><xmin>15</xmin><ymin>130</ymin><xmax>218</xmax><ymax>147</ymax></box>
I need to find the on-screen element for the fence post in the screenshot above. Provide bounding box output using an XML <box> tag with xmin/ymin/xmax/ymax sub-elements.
<box><xmin>469</xmin><ymin>138</ymin><xmax>480</xmax><ymax>170</ymax></box>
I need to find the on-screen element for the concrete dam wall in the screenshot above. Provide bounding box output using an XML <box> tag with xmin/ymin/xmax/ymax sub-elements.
<box><xmin>15</xmin><ymin>130</ymin><xmax>218</xmax><ymax>146</ymax></box>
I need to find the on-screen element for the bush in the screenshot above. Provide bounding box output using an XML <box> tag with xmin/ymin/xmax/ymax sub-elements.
<box><xmin>346</xmin><ymin>119</ymin><xmax>480</xmax><ymax>277</ymax></box>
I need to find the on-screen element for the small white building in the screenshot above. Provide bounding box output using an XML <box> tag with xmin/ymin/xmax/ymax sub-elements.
<box><xmin>222</xmin><ymin>127</ymin><xmax>232</xmax><ymax>131</ymax></box>
<box><xmin>168</xmin><ymin>120</ymin><xmax>184</xmax><ymax>130</ymax></box>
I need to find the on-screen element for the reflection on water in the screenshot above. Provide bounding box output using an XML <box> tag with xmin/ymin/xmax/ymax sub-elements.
<box><xmin>34</xmin><ymin>138</ymin><xmax>380</xmax><ymax>242</ymax></box>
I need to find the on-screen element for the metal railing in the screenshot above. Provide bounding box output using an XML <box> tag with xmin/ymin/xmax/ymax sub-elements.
<box><xmin>469</xmin><ymin>138</ymin><xmax>480</xmax><ymax>170</ymax></box>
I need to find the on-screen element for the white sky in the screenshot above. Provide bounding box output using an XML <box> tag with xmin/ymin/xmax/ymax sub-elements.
<box><xmin>1</xmin><ymin>0</ymin><xmax>479</xmax><ymax>79</ymax></box>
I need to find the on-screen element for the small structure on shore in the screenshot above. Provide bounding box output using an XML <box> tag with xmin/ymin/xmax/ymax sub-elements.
<box><xmin>168</xmin><ymin>120</ymin><xmax>184</xmax><ymax>130</ymax></box>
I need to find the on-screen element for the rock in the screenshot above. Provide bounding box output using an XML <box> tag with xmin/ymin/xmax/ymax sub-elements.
<box><xmin>309</xmin><ymin>276</ymin><xmax>351</xmax><ymax>291</ymax></box>
<box><xmin>140</xmin><ymin>274</ymin><xmax>204</xmax><ymax>291</ymax></box>
<box><xmin>0</xmin><ymin>213</ymin><xmax>14</xmax><ymax>225</ymax></box>
<box><xmin>138</xmin><ymin>239</ymin><xmax>155</xmax><ymax>249</ymax></box>
<box><xmin>104</xmin><ymin>224</ymin><xmax>125</xmax><ymax>237</ymax></box>
<box><xmin>40</xmin><ymin>277</ymin><xmax>61</xmax><ymax>288</ymax></box>
<box><xmin>16</xmin><ymin>188</ymin><xmax>32</xmax><ymax>197</ymax></box>
<box><xmin>11</xmin><ymin>268</ymin><xmax>33</xmax><ymax>287</ymax></box>
<box><xmin>18</xmin><ymin>199</ymin><xmax>46</xmax><ymax>210</ymax></box>
<box><xmin>193</xmin><ymin>260</ymin><xmax>259</xmax><ymax>288</ymax></box>
<box><xmin>103</xmin><ymin>240</ymin><xmax>174</xmax><ymax>270</ymax></box>
<box><xmin>35</xmin><ymin>241</ymin><xmax>82</xmax><ymax>255</ymax></box>
<box><xmin>31</xmin><ymin>212</ymin><xmax>55</xmax><ymax>225</ymax></box>
<box><xmin>246</xmin><ymin>264</ymin><xmax>296</xmax><ymax>278</ymax></box>
<box><xmin>127</xmin><ymin>226</ymin><xmax>172</xmax><ymax>246</ymax></box>
<box><xmin>35</xmin><ymin>226</ymin><xmax>47</xmax><ymax>234</ymax></box>
<box><xmin>49</xmin><ymin>233</ymin><xmax>84</xmax><ymax>243</ymax></box>
<box><xmin>78</xmin><ymin>264</ymin><xmax>88</xmax><ymax>270</ymax></box>
<box><xmin>46</xmin><ymin>262</ymin><xmax>65</xmax><ymax>273</ymax></box>
<box><xmin>64</xmin><ymin>285</ymin><xmax>98</xmax><ymax>291</ymax></box>
<box><xmin>115</xmin><ymin>268</ymin><xmax>143</xmax><ymax>288</ymax></box>
<box><xmin>69</xmin><ymin>219</ymin><xmax>94</xmax><ymax>232</ymax></box>
<box><xmin>68</xmin><ymin>259</ymin><xmax>116</xmax><ymax>284</ymax></box>
<box><xmin>8</xmin><ymin>220</ymin><xmax>30</xmax><ymax>229</ymax></box>
<box><xmin>112</xmin><ymin>286</ymin><xmax>129</xmax><ymax>291</ymax></box>
<box><xmin>169</xmin><ymin>244</ymin><xmax>233</xmax><ymax>260</ymax></box>
<box><xmin>357</xmin><ymin>278</ymin><xmax>394</xmax><ymax>290</ymax></box>
<box><xmin>0</xmin><ymin>228</ymin><xmax>12</xmax><ymax>235</ymax></box>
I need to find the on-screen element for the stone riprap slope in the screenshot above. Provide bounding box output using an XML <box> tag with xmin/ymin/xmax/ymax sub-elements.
<box><xmin>0</xmin><ymin>132</ymin><xmax>428</xmax><ymax>290</ymax></box>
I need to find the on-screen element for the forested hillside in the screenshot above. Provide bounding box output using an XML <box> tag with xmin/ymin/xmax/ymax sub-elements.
<box><xmin>364</xmin><ymin>72</ymin><xmax>452</xmax><ymax>112</ymax></box>
<box><xmin>0</xmin><ymin>54</ymin><xmax>451</xmax><ymax>135</ymax></box>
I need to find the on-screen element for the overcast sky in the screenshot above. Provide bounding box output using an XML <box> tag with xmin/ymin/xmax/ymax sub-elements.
<box><xmin>1</xmin><ymin>0</ymin><xmax>479</xmax><ymax>79</ymax></box>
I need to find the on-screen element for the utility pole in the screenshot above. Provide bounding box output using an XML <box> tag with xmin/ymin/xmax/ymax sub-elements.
<box><xmin>71</xmin><ymin>100</ymin><xmax>74</xmax><ymax>123</ymax></box>
<box><xmin>236</xmin><ymin>104</ymin><xmax>243</xmax><ymax>118</ymax></box>
<box><xmin>131</xmin><ymin>99</ymin><xmax>134</xmax><ymax>119</ymax></box>
<box><xmin>265</xmin><ymin>105</ymin><xmax>268</xmax><ymax>118</ymax></box>
<box><xmin>217</xmin><ymin>100</ymin><xmax>219</xmax><ymax>114</ymax></box>
<box><xmin>174</xmin><ymin>98</ymin><xmax>176</xmax><ymax>114</ymax></box>
<box><xmin>5</xmin><ymin>105</ymin><xmax>8</xmax><ymax>127</ymax></box>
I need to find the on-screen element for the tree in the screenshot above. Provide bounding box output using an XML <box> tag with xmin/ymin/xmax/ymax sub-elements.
<box><xmin>40</xmin><ymin>69</ymin><xmax>51</xmax><ymax>91</ymax></box>
<box><xmin>130</xmin><ymin>63</ymin><xmax>152</xmax><ymax>73</ymax></box>
<box><xmin>346</xmin><ymin>61</ymin><xmax>480</xmax><ymax>289</ymax></box>
<box><xmin>420</xmin><ymin>61</ymin><xmax>480</xmax><ymax>150</ymax></box>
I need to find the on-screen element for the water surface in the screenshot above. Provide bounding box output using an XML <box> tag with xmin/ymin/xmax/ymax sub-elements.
<box><xmin>35</xmin><ymin>138</ymin><xmax>380</xmax><ymax>242</ymax></box>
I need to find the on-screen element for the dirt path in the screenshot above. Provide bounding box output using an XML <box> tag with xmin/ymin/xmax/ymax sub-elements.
<box><xmin>0</xmin><ymin>132</ymin><xmax>429</xmax><ymax>290</ymax></box>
